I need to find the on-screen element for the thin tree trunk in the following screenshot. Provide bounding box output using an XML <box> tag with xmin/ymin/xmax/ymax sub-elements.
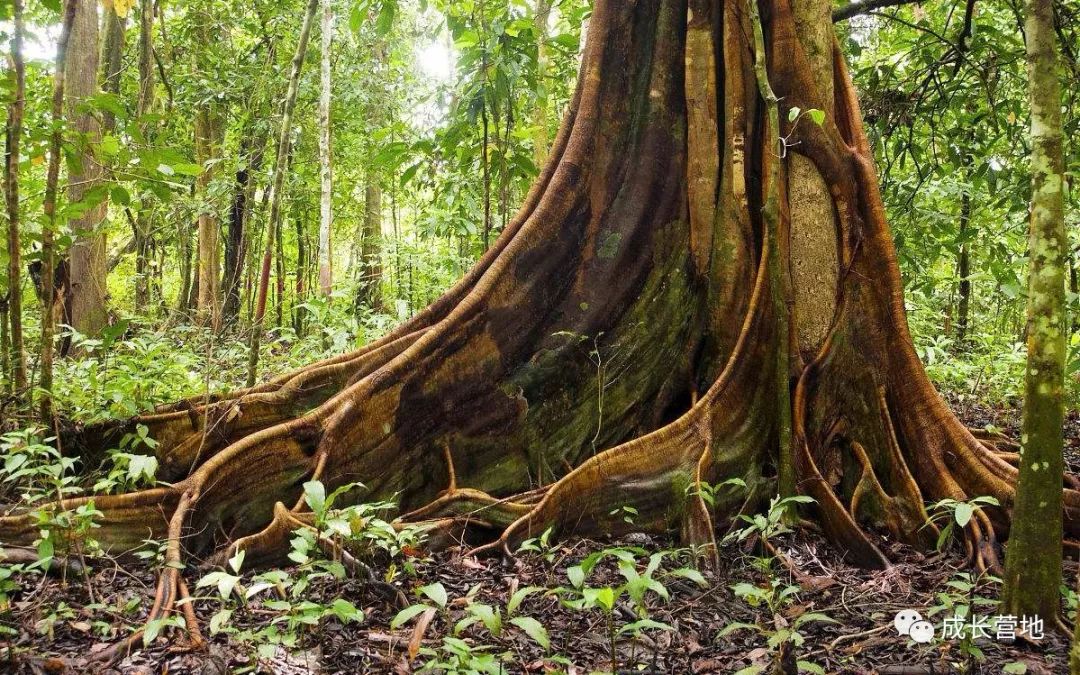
<box><xmin>177</xmin><ymin>215</ymin><xmax>194</xmax><ymax>314</ymax></box>
<box><xmin>134</xmin><ymin>0</ymin><xmax>155</xmax><ymax>312</ymax></box>
<box><xmin>358</xmin><ymin>174</ymin><xmax>383</xmax><ymax>311</ymax></box>
<box><xmin>100</xmin><ymin>1</ymin><xmax>125</xmax><ymax>133</ymax></box>
<box><xmin>5</xmin><ymin>0</ymin><xmax>28</xmax><ymax>398</ymax></box>
<box><xmin>531</xmin><ymin>0</ymin><xmax>554</xmax><ymax>169</ymax></box>
<box><xmin>275</xmin><ymin>199</ymin><xmax>285</xmax><ymax>329</ymax></box>
<box><xmin>67</xmin><ymin>0</ymin><xmax>110</xmax><ymax>341</ymax></box>
<box><xmin>956</xmin><ymin>188</ymin><xmax>971</xmax><ymax>346</ymax></box>
<box><xmin>223</xmin><ymin>126</ymin><xmax>265</xmax><ymax>325</ymax></box>
<box><xmin>41</xmin><ymin>0</ymin><xmax>80</xmax><ymax>423</ymax></box>
<box><xmin>294</xmin><ymin>212</ymin><xmax>306</xmax><ymax>334</ymax></box>
<box><xmin>247</xmin><ymin>0</ymin><xmax>320</xmax><ymax>386</ymax></box>
<box><xmin>0</xmin><ymin>296</ymin><xmax>8</xmax><ymax>397</ymax></box>
<box><xmin>1001</xmin><ymin>0</ymin><xmax>1067</xmax><ymax>624</ymax></box>
<box><xmin>317</xmin><ymin>0</ymin><xmax>333</xmax><ymax>297</ymax></box>
<box><xmin>194</xmin><ymin>110</ymin><xmax>223</xmax><ymax>330</ymax></box>
<box><xmin>481</xmin><ymin>89</ymin><xmax>492</xmax><ymax>250</ymax></box>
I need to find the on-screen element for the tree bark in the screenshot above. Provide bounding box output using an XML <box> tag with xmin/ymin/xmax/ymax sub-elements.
<box><xmin>317</xmin><ymin>0</ymin><xmax>334</xmax><ymax>297</ymax></box>
<box><xmin>5</xmin><ymin>0</ymin><xmax>28</xmax><ymax>398</ymax></box>
<box><xmin>194</xmin><ymin>99</ymin><xmax>224</xmax><ymax>329</ymax></box>
<box><xmin>531</xmin><ymin>0</ymin><xmax>554</xmax><ymax>170</ymax></box>
<box><xmin>956</xmin><ymin>185</ymin><xmax>972</xmax><ymax>346</ymax></box>
<box><xmin>356</xmin><ymin>173</ymin><xmax>383</xmax><ymax>312</ymax></box>
<box><xmin>67</xmin><ymin>0</ymin><xmax>110</xmax><ymax>340</ymax></box>
<box><xmin>134</xmin><ymin>0</ymin><xmax>155</xmax><ymax>313</ymax></box>
<box><xmin>12</xmin><ymin>1</ymin><xmax>1080</xmax><ymax>661</ymax></box>
<box><xmin>1001</xmin><ymin>0</ymin><xmax>1067</xmax><ymax>625</ymax></box>
<box><xmin>247</xmin><ymin>0</ymin><xmax>320</xmax><ymax>387</ymax></box>
<box><xmin>40</xmin><ymin>0</ymin><xmax>80</xmax><ymax>422</ymax></box>
<box><xmin>100</xmin><ymin>0</ymin><xmax>126</xmax><ymax>134</ymax></box>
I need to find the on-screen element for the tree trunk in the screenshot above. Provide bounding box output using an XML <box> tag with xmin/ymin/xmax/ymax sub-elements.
<box><xmin>956</xmin><ymin>189</ymin><xmax>971</xmax><ymax>347</ymax></box>
<box><xmin>194</xmin><ymin>104</ymin><xmax>223</xmax><ymax>330</ymax></box>
<box><xmin>67</xmin><ymin>0</ymin><xmax>110</xmax><ymax>340</ymax></box>
<box><xmin>177</xmin><ymin>215</ymin><xmax>195</xmax><ymax>314</ymax></box>
<box><xmin>133</xmin><ymin>0</ymin><xmax>155</xmax><ymax>313</ymax></box>
<box><xmin>5</xmin><ymin>0</ymin><xmax>28</xmax><ymax>399</ymax></box>
<box><xmin>13</xmin><ymin>1</ymin><xmax>1080</xmax><ymax>661</ymax></box>
<box><xmin>223</xmin><ymin>126</ymin><xmax>265</xmax><ymax>325</ymax></box>
<box><xmin>294</xmin><ymin>211</ymin><xmax>306</xmax><ymax>335</ymax></box>
<box><xmin>247</xmin><ymin>0</ymin><xmax>320</xmax><ymax>387</ymax></box>
<box><xmin>356</xmin><ymin>174</ymin><xmax>383</xmax><ymax>312</ymax></box>
<box><xmin>39</xmin><ymin>0</ymin><xmax>80</xmax><ymax>423</ymax></box>
<box><xmin>317</xmin><ymin>0</ymin><xmax>334</xmax><ymax>297</ymax></box>
<box><xmin>531</xmin><ymin>0</ymin><xmax>554</xmax><ymax>170</ymax></box>
<box><xmin>1000</xmin><ymin>0</ymin><xmax>1066</xmax><ymax>625</ymax></box>
<box><xmin>100</xmin><ymin>1</ymin><xmax>126</xmax><ymax>134</ymax></box>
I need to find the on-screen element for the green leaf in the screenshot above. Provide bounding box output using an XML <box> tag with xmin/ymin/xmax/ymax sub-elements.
<box><xmin>793</xmin><ymin>612</ymin><xmax>839</xmax><ymax>628</ymax></box>
<box><xmin>98</xmin><ymin>135</ymin><xmax>121</xmax><ymax>156</ymax></box>
<box><xmin>228</xmin><ymin>549</ymin><xmax>245</xmax><ymax>574</ymax></box>
<box><xmin>954</xmin><ymin>502</ymin><xmax>974</xmax><ymax>527</ymax></box>
<box><xmin>329</xmin><ymin>599</ymin><xmax>364</xmax><ymax>623</ymax></box>
<box><xmin>1002</xmin><ymin>663</ymin><xmax>1028</xmax><ymax>674</ymax></box>
<box><xmin>670</xmin><ymin>567</ymin><xmax>708</xmax><ymax>587</ymax></box>
<box><xmin>375</xmin><ymin>0</ymin><xmax>395</xmax><ymax>35</ymax></box>
<box><xmin>807</xmin><ymin>108</ymin><xmax>826</xmax><ymax>126</ymax></box>
<box><xmin>507</xmin><ymin>586</ymin><xmax>544</xmax><ymax>616</ymax></box>
<box><xmin>788</xmin><ymin>106</ymin><xmax>802</xmax><ymax>122</ymax></box>
<box><xmin>390</xmin><ymin>603</ymin><xmax>429</xmax><ymax>629</ymax></box>
<box><xmin>468</xmin><ymin>603</ymin><xmax>502</xmax><ymax>636</ymax></box>
<box><xmin>122</xmin><ymin>454</ymin><xmax>157</xmax><ymax>484</ymax></box>
<box><xmin>798</xmin><ymin>661</ymin><xmax>827</xmax><ymax>674</ymax></box>
<box><xmin>209</xmin><ymin>609</ymin><xmax>233</xmax><ymax>635</ymax></box>
<box><xmin>509</xmin><ymin>616</ymin><xmax>549</xmax><ymax>650</ymax></box>
<box><xmin>419</xmin><ymin>582</ymin><xmax>447</xmax><ymax>608</ymax></box>
<box><xmin>303</xmin><ymin>480</ymin><xmax>326</xmax><ymax>516</ymax></box>
<box><xmin>619</xmin><ymin>618</ymin><xmax>673</xmax><ymax>635</ymax></box>
<box><xmin>566</xmin><ymin>565</ymin><xmax>585</xmax><ymax>588</ymax></box>
<box><xmin>718</xmin><ymin>621</ymin><xmax>760</xmax><ymax>637</ymax></box>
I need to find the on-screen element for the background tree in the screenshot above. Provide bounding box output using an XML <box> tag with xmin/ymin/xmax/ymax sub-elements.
<box><xmin>4</xmin><ymin>0</ymin><xmax>28</xmax><ymax>399</ymax></box>
<box><xmin>1001</xmin><ymin>0</ymin><xmax>1068</xmax><ymax>624</ymax></box>
<box><xmin>66</xmin><ymin>0</ymin><xmax>109</xmax><ymax>340</ymax></box>
<box><xmin>317</xmin><ymin>0</ymin><xmax>334</xmax><ymax>297</ymax></box>
<box><xmin>247</xmin><ymin>0</ymin><xmax>321</xmax><ymax>386</ymax></box>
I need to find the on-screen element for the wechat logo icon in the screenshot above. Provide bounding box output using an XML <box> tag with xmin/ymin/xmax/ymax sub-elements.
<box><xmin>894</xmin><ymin>609</ymin><xmax>934</xmax><ymax>644</ymax></box>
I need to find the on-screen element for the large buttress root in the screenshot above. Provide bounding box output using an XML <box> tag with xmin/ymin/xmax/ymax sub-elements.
<box><xmin>5</xmin><ymin>0</ymin><xmax>1080</xmax><ymax>661</ymax></box>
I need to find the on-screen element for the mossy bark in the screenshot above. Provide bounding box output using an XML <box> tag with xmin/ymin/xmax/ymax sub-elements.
<box><xmin>7</xmin><ymin>0</ymin><xmax>1080</xmax><ymax>660</ymax></box>
<box><xmin>1000</xmin><ymin>0</ymin><xmax>1067</xmax><ymax>625</ymax></box>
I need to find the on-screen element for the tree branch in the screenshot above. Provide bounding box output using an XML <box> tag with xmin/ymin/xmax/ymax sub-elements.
<box><xmin>833</xmin><ymin>0</ymin><xmax>924</xmax><ymax>22</ymax></box>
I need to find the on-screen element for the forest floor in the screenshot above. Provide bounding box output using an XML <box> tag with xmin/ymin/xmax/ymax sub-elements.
<box><xmin>1</xmin><ymin>400</ymin><xmax>1077</xmax><ymax>675</ymax></box>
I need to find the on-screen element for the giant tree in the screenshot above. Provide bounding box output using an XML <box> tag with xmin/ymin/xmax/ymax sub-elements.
<box><xmin>5</xmin><ymin>0</ymin><xmax>1079</xmax><ymax>660</ymax></box>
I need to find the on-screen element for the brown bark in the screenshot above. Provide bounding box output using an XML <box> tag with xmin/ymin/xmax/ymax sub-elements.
<box><xmin>130</xmin><ymin>0</ymin><xmax>155</xmax><ymax>312</ymax></box>
<box><xmin>40</xmin><ymin>0</ymin><xmax>80</xmax><ymax>423</ymax></box>
<box><xmin>356</xmin><ymin>174</ymin><xmax>382</xmax><ymax>311</ymax></box>
<box><xmin>67</xmin><ymin>0</ymin><xmax>110</xmax><ymax>340</ymax></box>
<box><xmin>194</xmin><ymin>96</ymin><xmax>223</xmax><ymax>329</ymax></box>
<box><xmin>8</xmin><ymin>0</ymin><xmax>1079</xmax><ymax>661</ymax></box>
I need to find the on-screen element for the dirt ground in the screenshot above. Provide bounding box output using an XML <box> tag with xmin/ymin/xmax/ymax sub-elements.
<box><xmin>0</xmin><ymin>401</ymin><xmax>1076</xmax><ymax>674</ymax></box>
